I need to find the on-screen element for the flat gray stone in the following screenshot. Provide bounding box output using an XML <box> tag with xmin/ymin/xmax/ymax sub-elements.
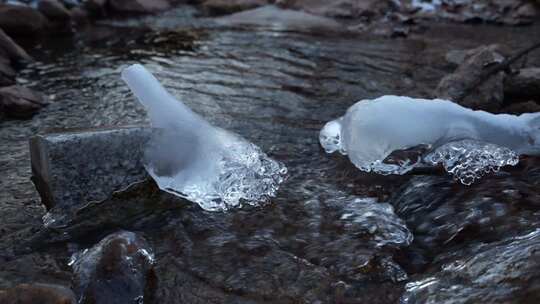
<box><xmin>30</xmin><ymin>126</ymin><xmax>151</xmax><ymax>215</ymax></box>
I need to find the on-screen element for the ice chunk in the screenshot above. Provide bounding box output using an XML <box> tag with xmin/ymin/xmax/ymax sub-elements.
<box><xmin>122</xmin><ymin>64</ymin><xmax>287</xmax><ymax>211</ymax></box>
<box><xmin>320</xmin><ymin>95</ymin><xmax>540</xmax><ymax>184</ymax></box>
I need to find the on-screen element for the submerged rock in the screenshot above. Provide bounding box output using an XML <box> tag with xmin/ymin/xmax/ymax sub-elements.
<box><xmin>0</xmin><ymin>283</ymin><xmax>76</xmax><ymax>304</ymax></box>
<box><xmin>401</xmin><ymin>229</ymin><xmax>540</xmax><ymax>304</ymax></box>
<box><xmin>216</xmin><ymin>5</ymin><xmax>342</xmax><ymax>31</ymax></box>
<box><xmin>0</xmin><ymin>85</ymin><xmax>47</xmax><ymax>119</ymax></box>
<box><xmin>70</xmin><ymin>231</ymin><xmax>154</xmax><ymax>304</ymax></box>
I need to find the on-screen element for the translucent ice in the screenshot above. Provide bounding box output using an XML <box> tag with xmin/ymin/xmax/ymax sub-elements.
<box><xmin>320</xmin><ymin>95</ymin><xmax>540</xmax><ymax>184</ymax></box>
<box><xmin>122</xmin><ymin>64</ymin><xmax>287</xmax><ymax>211</ymax></box>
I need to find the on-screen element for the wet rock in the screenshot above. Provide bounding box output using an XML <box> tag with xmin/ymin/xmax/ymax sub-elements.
<box><xmin>401</xmin><ymin>229</ymin><xmax>540</xmax><ymax>304</ymax></box>
<box><xmin>202</xmin><ymin>0</ymin><xmax>268</xmax><ymax>16</ymax></box>
<box><xmin>217</xmin><ymin>5</ymin><xmax>341</xmax><ymax>31</ymax></box>
<box><xmin>0</xmin><ymin>85</ymin><xmax>47</xmax><ymax>119</ymax></box>
<box><xmin>401</xmin><ymin>0</ymin><xmax>539</xmax><ymax>25</ymax></box>
<box><xmin>70</xmin><ymin>231</ymin><xmax>154</xmax><ymax>304</ymax></box>
<box><xmin>390</xmin><ymin>166</ymin><xmax>540</xmax><ymax>271</ymax></box>
<box><xmin>0</xmin><ymin>28</ymin><xmax>31</xmax><ymax>62</ymax></box>
<box><xmin>501</xmin><ymin>100</ymin><xmax>540</xmax><ymax>114</ymax></box>
<box><xmin>435</xmin><ymin>45</ymin><xmax>505</xmax><ymax>111</ymax></box>
<box><xmin>0</xmin><ymin>4</ymin><xmax>49</xmax><ymax>36</ymax></box>
<box><xmin>281</xmin><ymin>0</ymin><xmax>388</xmax><ymax>19</ymax></box>
<box><xmin>29</xmin><ymin>126</ymin><xmax>150</xmax><ymax>225</ymax></box>
<box><xmin>108</xmin><ymin>0</ymin><xmax>171</xmax><ymax>14</ymax></box>
<box><xmin>0</xmin><ymin>283</ymin><xmax>76</xmax><ymax>304</ymax></box>
<box><xmin>0</xmin><ymin>58</ymin><xmax>16</xmax><ymax>86</ymax></box>
<box><xmin>83</xmin><ymin>0</ymin><xmax>107</xmax><ymax>17</ymax></box>
<box><xmin>38</xmin><ymin>0</ymin><xmax>71</xmax><ymax>21</ymax></box>
<box><xmin>505</xmin><ymin>67</ymin><xmax>540</xmax><ymax>100</ymax></box>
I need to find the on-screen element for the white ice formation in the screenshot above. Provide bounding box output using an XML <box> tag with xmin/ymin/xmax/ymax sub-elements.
<box><xmin>320</xmin><ymin>96</ymin><xmax>540</xmax><ymax>185</ymax></box>
<box><xmin>122</xmin><ymin>64</ymin><xmax>287</xmax><ymax>211</ymax></box>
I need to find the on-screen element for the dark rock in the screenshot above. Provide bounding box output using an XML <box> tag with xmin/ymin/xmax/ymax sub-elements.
<box><xmin>435</xmin><ymin>45</ymin><xmax>505</xmax><ymax>111</ymax></box>
<box><xmin>70</xmin><ymin>231</ymin><xmax>154</xmax><ymax>304</ymax></box>
<box><xmin>202</xmin><ymin>0</ymin><xmax>268</xmax><ymax>16</ymax></box>
<box><xmin>108</xmin><ymin>0</ymin><xmax>171</xmax><ymax>14</ymax></box>
<box><xmin>401</xmin><ymin>229</ymin><xmax>540</xmax><ymax>304</ymax></box>
<box><xmin>0</xmin><ymin>28</ymin><xmax>32</xmax><ymax>62</ymax></box>
<box><xmin>281</xmin><ymin>0</ymin><xmax>387</xmax><ymax>19</ymax></box>
<box><xmin>390</xmin><ymin>164</ymin><xmax>540</xmax><ymax>271</ymax></box>
<box><xmin>0</xmin><ymin>283</ymin><xmax>76</xmax><ymax>304</ymax></box>
<box><xmin>29</xmin><ymin>126</ymin><xmax>150</xmax><ymax>225</ymax></box>
<box><xmin>0</xmin><ymin>85</ymin><xmax>47</xmax><ymax>119</ymax></box>
<box><xmin>505</xmin><ymin>67</ymin><xmax>540</xmax><ymax>100</ymax></box>
<box><xmin>0</xmin><ymin>58</ymin><xmax>16</xmax><ymax>86</ymax></box>
<box><xmin>0</xmin><ymin>4</ymin><xmax>49</xmax><ymax>36</ymax></box>
<box><xmin>38</xmin><ymin>0</ymin><xmax>71</xmax><ymax>21</ymax></box>
<box><xmin>401</xmin><ymin>0</ymin><xmax>539</xmax><ymax>25</ymax></box>
<box><xmin>83</xmin><ymin>0</ymin><xmax>107</xmax><ymax>17</ymax></box>
<box><xmin>69</xmin><ymin>7</ymin><xmax>89</xmax><ymax>26</ymax></box>
<box><xmin>501</xmin><ymin>100</ymin><xmax>540</xmax><ymax>114</ymax></box>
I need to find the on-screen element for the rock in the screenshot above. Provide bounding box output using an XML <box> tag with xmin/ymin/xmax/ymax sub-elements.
<box><xmin>108</xmin><ymin>0</ymin><xmax>171</xmax><ymax>14</ymax></box>
<box><xmin>217</xmin><ymin>5</ymin><xmax>342</xmax><ymax>31</ymax></box>
<box><xmin>501</xmin><ymin>100</ymin><xmax>540</xmax><ymax>114</ymax></box>
<box><xmin>83</xmin><ymin>0</ymin><xmax>107</xmax><ymax>17</ymax></box>
<box><xmin>281</xmin><ymin>0</ymin><xmax>387</xmax><ymax>19</ymax></box>
<box><xmin>70</xmin><ymin>7</ymin><xmax>89</xmax><ymax>26</ymax></box>
<box><xmin>435</xmin><ymin>45</ymin><xmax>505</xmax><ymax>111</ymax></box>
<box><xmin>401</xmin><ymin>229</ymin><xmax>540</xmax><ymax>304</ymax></box>
<box><xmin>0</xmin><ymin>58</ymin><xmax>16</xmax><ymax>86</ymax></box>
<box><xmin>70</xmin><ymin>231</ymin><xmax>154</xmax><ymax>304</ymax></box>
<box><xmin>444</xmin><ymin>44</ymin><xmax>507</xmax><ymax>67</ymax></box>
<box><xmin>0</xmin><ymin>85</ymin><xmax>47</xmax><ymax>119</ymax></box>
<box><xmin>29</xmin><ymin>126</ymin><xmax>150</xmax><ymax>225</ymax></box>
<box><xmin>0</xmin><ymin>28</ymin><xmax>32</xmax><ymax>62</ymax></box>
<box><xmin>0</xmin><ymin>4</ymin><xmax>49</xmax><ymax>36</ymax></box>
<box><xmin>504</xmin><ymin>67</ymin><xmax>540</xmax><ymax>100</ymax></box>
<box><xmin>0</xmin><ymin>283</ymin><xmax>76</xmax><ymax>304</ymax></box>
<box><xmin>202</xmin><ymin>0</ymin><xmax>268</xmax><ymax>16</ymax></box>
<box><xmin>38</xmin><ymin>0</ymin><xmax>71</xmax><ymax>21</ymax></box>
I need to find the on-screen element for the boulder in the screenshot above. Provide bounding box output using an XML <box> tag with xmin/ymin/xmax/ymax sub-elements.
<box><xmin>504</xmin><ymin>67</ymin><xmax>540</xmax><ymax>100</ymax></box>
<box><xmin>108</xmin><ymin>0</ymin><xmax>171</xmax><ymax>14</ymax></box>
<box><xmin>0</xmin><ymin>85</ymin><xmax>47</xmax><ymax>119</ymax></box>
<box><xmin>38</xmin><ymin>0</ymin><xmax>71</xmax><ymax>21</ymax></box>
<box><xmin>0</xmin><ymin>28</ymin><xmax>32</xmax><ymax>62</ymax></box>
<box><xmin>0</xmin><ymin>4</ymin><xmax>49</xmax><ymax>36</ymax></box>
<box><xmin>0</xmin><ymin>283</ymin><xmax>76</xmax><ymax>304</ymax></box>
<box><xmin>435</xmin><ymin>45</ymin><xmax>505</xmax><ymax>111</ymax></box>
<box><xmin>202</xmin><ymin>0</ymin><xmax>268</xmax><ymax>16</ymax></box>
<box><xmin>70</xmin><ymin>231</ymin><xmax>154</xmax><ymax>304</ymax></box>
<box><xmin>29</xmin><ymin>126</ymin><xmax>150</xmax><ymax>225</ymax></box>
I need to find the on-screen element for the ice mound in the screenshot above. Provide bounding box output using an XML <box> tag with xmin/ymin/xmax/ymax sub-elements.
<box><xmin>320</xmin><ymin>95</ymin><xmax>540</xmax><ymax>184</ymax></box>
<box><xmin>122</xmin><ymin>64</ymin><xmax>287</xmax><ymax>211</ymax></box>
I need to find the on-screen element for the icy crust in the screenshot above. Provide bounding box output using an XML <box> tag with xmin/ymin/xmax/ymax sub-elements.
<box><xmin>424</xmin><ymin>139</ymin><xmax>519</xmax><ymax>185</ymax></box>
<box><xmin>320</xmin><ymin>96</ymin><xmax>539</xmax><ymax>184</ymax></box>
<box><xmin>122</xmin><ymin>64</ymin><xmax>287</xmax><ymax>211</ymax></box>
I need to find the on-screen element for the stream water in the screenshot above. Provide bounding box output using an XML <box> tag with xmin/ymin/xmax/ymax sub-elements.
<box><xmin>1</xmin><ymin>5</ymin><xmax>540</xmax><ymax>304</ymax></box>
